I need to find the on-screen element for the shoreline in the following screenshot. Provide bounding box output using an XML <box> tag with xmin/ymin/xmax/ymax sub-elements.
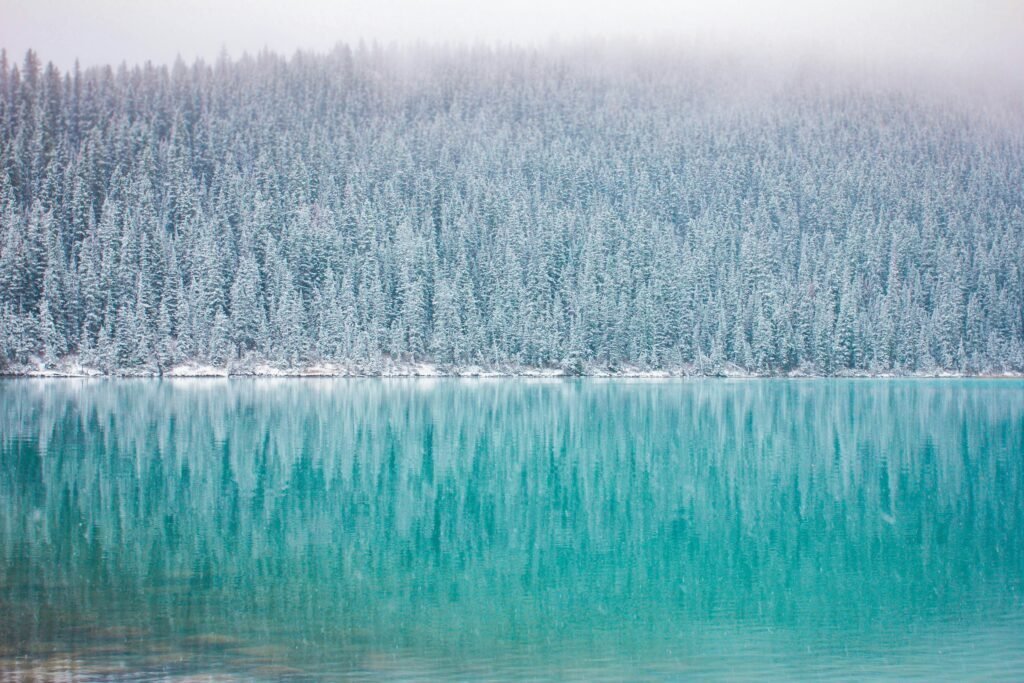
<box><xmin>2</xmin><ymin>358</ymin><xmax>1022</xmax><ymax>380</ymax></box>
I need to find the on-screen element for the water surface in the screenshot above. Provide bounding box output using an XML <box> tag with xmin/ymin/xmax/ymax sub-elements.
<box><xmin>1</xmin><ymin>379</ymin><xmax>1022</xmax><ymax>680</ymax></box>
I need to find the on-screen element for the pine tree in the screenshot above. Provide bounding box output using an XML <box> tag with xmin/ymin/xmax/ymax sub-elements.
<box><xmin>230</xmin><ymin>249</ymin><xmax>265</xmax><ymax>355</ymax></box>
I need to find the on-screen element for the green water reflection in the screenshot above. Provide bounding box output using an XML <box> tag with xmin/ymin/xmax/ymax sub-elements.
<box><xmin>1</xmin><ymin>379</ymin><xmax>1022</xmax><ymax>680</ymax></box>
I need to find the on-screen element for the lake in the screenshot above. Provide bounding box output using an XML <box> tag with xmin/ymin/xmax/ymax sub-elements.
<box><xmin>1</xmin><ymin>379</ymin><xmax>1022</xmax><ymax>681</ymax></box>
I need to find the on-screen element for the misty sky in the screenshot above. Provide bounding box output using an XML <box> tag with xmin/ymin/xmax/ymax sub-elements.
<box><xmin>1</xmin><ymin>0</ymin><xmax>1022</xmax><ymax>80</ymax></box>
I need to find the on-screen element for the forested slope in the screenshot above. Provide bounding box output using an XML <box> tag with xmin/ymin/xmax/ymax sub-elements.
<box><xmin>0</xmin><ymin>46</ymin><xmax>1021</xmax><ymax>375</ymax></box>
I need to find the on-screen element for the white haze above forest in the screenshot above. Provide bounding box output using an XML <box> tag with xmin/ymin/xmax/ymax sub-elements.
<box><xmin>2</xmin><ymin>0</ymin><xmax>1022</xmax><ymax>89</ymax></box>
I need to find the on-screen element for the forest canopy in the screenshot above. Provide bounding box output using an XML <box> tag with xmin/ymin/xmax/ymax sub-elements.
<box><xmin>0</xmin><ymin>45</ymin><xmax>1021</xmax><ymax>375</ymax></box>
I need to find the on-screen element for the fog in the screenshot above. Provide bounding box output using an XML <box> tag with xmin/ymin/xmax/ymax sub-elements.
<box><xmin>1</xmin><ymin>0</ymin><xmax>1021</xmax><ymax>85</ymax></box>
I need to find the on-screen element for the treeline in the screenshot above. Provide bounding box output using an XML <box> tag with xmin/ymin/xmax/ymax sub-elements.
<box><xmin>0</xmin><ymin>45</ymin><xmax>1022</xmax><ymax>374</ymax></box>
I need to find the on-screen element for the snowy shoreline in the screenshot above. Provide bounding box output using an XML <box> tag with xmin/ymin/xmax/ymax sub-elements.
<box><xmin>3</xmin><ymin>357</ymin><xmax>1022</xmax><ymax>380</ymax></box>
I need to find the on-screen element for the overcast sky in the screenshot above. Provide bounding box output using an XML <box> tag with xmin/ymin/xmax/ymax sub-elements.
<box><xmin>1</xmin><ymin>0</ymin><xmax>1022</xmax><ymax>82</ymax></box>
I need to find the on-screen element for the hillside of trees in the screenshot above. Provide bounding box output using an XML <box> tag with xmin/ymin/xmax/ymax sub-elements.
<box><xmin>0</xmin><ymin>45</ymin><xmax>1022</xmax><ymax>375</ymax></box>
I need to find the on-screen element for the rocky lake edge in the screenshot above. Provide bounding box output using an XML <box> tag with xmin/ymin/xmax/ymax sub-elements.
<box><xmin>3</xmin><ymin>356</ymin><xmax>1022</xmax><ymax>379</ymax></box>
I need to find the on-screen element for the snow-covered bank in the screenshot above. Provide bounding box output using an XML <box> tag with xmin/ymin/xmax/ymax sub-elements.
<box><xmin>2</xmin><ymin>356</ymin><xmax>1022</xmax><ymax>379</ymax></box>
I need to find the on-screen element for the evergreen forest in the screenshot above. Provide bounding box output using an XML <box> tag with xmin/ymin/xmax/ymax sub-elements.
<box><xmin>0</xmin><ymin>45</ymin><xmax>1022</xmax><ymax>375</ymax></box>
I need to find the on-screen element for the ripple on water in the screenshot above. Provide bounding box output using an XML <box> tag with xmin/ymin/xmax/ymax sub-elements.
<box><xmin>1</xmin><ymin>379</ymin><xmax>1022</xmax><ymax>680</ymax></box>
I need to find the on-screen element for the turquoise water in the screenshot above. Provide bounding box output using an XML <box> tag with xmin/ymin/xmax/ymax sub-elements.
<box><xmin>1</xmin><ymin>379</ymin><xmax>1022</xmax><ymax>681</ymax></box>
